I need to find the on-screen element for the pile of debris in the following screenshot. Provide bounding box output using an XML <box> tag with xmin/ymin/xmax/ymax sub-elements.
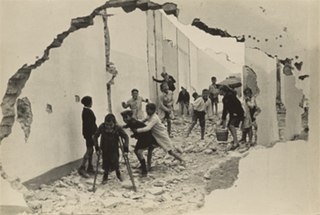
<box><xmin>21</xmin><ymin>116</ymin><xmax>252</xmax><ymax>215</ymax></box>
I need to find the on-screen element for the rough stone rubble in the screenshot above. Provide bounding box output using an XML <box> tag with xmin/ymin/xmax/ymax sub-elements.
<box><xmin>20</xmin><ymin>116</ymin><xmax>251</xmax><ymax>215</ymax></box>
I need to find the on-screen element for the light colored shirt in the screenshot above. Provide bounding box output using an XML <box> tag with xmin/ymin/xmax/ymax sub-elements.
<box><xmin>126</xmin><ymin>96</ymin><xmax>144</xmax><ymax>120</ymax></box>
<box><xmin>209</xmin><ymin>84</ymin><xmax>219</xmax><ymax>96</ymax></box>
<box><xmin>136</xmin><ymin>113</ymin><xmax>173</xmax><ymax>152</ymax></box>
<box><xmin>192</xmin><ymin>97</ymin><xmax>211</xmax><ymax>112</ymax></box>
<box><xmin>158</xmin><ymin>90</ymin><xmax>174</xmax><ymax>119</ymax></box>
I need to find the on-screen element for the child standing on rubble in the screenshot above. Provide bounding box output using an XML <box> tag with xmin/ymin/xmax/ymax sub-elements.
<box><xmin>240</xmin><ymin>88</ymin><xmax>261</xmax><ymax>146</ymax></box>
<box><xmin>78</xmin><ymin>96</ymin><xmax>98</xmax><ymax>178</ymax></box>
<box><xmin>93</xmin><ymin>114</ymin><xmax>129</xmax><ymax>184</ymax></box>
<box><xmin>121</xmin><ymin>110</ymin><xmax>158</xmax><ymax>177</ymax></box>
<box><xmin>186</xmin><ymin>89</ymin><xmax>212</xmax><ymax>140</ymax></box>
<box><xmin>208</xmin><ymin>76</ymin><xmax>220</xmax><ymax>115</ymax></box>
<box><xmin>219</xmin><ymin>85</ymin><xmax>244</xmax><ymax>150</ymax></box>
<box><xmin>133</xmin><ymin>103</ymin><xmax>185</xmax><ymax>164</ymax></box>
<box><xmin>158</xmin><ymin>83</ymin><xmax>174</xmax><ymax>137</ymax></box>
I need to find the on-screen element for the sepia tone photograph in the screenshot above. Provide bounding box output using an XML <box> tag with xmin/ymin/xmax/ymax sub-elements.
<box><xmin>0</xmin><ymin>0</ymin><xmax>319</xmax><ymax>214</ymax></box>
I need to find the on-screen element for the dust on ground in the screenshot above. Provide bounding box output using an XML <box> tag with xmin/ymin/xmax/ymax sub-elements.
<box><xmin>22</xmin><ymin>116</ymin><xmax>253</xmax><ymax>215</ymax></box>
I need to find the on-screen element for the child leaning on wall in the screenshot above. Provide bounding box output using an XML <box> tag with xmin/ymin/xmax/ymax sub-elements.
<box><xmin>240</xmin><ymin>87</ymin><xmax>261</xmax><ymax>146</ymax></box>
<box><xmin>93</xmin><ymin>114</ymin><xmax>129</xmax><ymax>185</ymax></box>
<box><xmin>121</xmin><ymin>110</ymin><xmax>158</xmax><ymax>177</ymax></box>
<box><xmin>78</xmin><ymin>96</ymin><xmax>98</xmax><ymax>178</ymax></box>
<box><xmin>133</xmin><ymin>103</ymin><xmax>185</xmax><ymax>165</ymax></box>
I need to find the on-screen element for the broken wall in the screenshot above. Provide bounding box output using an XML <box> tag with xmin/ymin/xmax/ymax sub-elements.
<box><xmin>0</xmin><ymin>6</ymin><xmax>149</xmax><ymax>182</ymax></box>
<box><xmin>280</xmin><ymin>68</ymin><xmax>305</xmax><ymax>140</ymax></box>
<box><xmin>245</xmin><ymin>48</ymin><xmax>279</xmax><ymax>146</ymax></box>
<box><xmin>108</xmin><ymin>9</ymin><xmax>149</xmax><ymax>121</ymax></box>
<box><xmin>1</xmin><ymin>17</ymin><xmax>107</xmax><ymax>181</ymax></box>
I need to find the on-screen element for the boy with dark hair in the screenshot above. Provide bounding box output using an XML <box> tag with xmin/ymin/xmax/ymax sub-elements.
<box><xmin>208</xmin><ymin>76</ymin><xmax>220</xmax><ymax>115</ymax></box>
<box><xmin>176</xmin><ymin>87</ymin><xmax>190</xmax><ymax>116</ymax></box>
<box><xmin>152</xmin><ymin>68</ymin><xmax>176</xmax><ymax>92</ymax></box>
<box><xmin>93</xmin><ymin>114</ymin><xmax>129</xmax><ymax>184</ymax></box>
<box><xmin>121</xmin><ymin>110</ymin><xmax>158</xmax><ymax>176</ymax></box>
<box><xmin>186</xmin><ymin>89</ymin><xmax>212</xmax><ymax>140</ymax></box>
<box><xmin>78</xmin><ymin>96</ymin><xmax>98</xmax><ymax>178</ymax></box>
<box><xmin>219</xmin><ymin>85</ymin><xmax>244</xmax><ymax>150</ymax></box>
<box><xmin>122</xmin><ymin>89</ymin><xmax>148</xmax><ymax>120</ymax></box>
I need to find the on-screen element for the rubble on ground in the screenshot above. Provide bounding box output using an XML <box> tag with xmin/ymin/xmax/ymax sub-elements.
<box><xmin>21</xmin><ymin>116</ymin><xmax>256</xmax><ymax>215</ymax></box>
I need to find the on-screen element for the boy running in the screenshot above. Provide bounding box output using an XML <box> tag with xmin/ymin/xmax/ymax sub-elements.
<box><xmin>121</xmin><ymin>110</ymin><xmax>158</xmax><ymax>176</ymax></box>
<box><xmin>134</xmin><ymin>103</ymin><xmax>185</xmax><ymax>164</ymax></box>
<box><xmin>186</xmin><ymin>89</ymin><xmax>212</xmax><ymax>140</ymax></box>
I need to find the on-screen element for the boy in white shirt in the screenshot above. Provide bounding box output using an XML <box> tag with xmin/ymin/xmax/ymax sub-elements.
<box><xmin>186</xmin><ymin>89</ymin><xmax>212</xmax><ymax>140</ymax></box>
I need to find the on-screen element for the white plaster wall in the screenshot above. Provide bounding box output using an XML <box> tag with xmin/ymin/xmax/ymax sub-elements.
<box><xmin>0</xmin><ymin>5</ymin><xmax>148</xmax><ymax>182</ymax></box>
<box><xmin>108</xmin><ymin>9</ymin><xmax>149</xmax><ymax>122</ymax></box>
<box><xmin>177</xmin><ymin>30</ymin><xmax>191</xmax><ymax>92</ymax></box>
<box><xmin>280</xmin><ymin>70</ymin><xmax>304</xmax><ymax>140</ymax></box>
<box><xmin>195</xmin><ymin>141</ymin><xmax>319</xmax><ymax>215</ymax></box>
<box><xmin>245</xmin><ymin>48</ymin><xmax>279</xmax><ymax>146</ymax></box>
<box><xmin>1</xmin><ymin>17</ymin><xmax>106</xmax><ymax>182</ymax></box>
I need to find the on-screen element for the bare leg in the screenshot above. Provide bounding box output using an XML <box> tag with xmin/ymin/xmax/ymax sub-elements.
<box><xmin>180</xmin><ymin>103</ymin><xmax>184</xmax><ymax>116</ymax></box>
<box><xmin>116</xmin><ymin>169</ymin><xmax>123</xmax><ymax>181</ymax></box>
<box><xmin>167</xmin><ymin>118</ymin><xmax>172</xmax><ymax>137</ymax></box>
<box><xmin>186</xmin><ymin>121</ymin><xmax>197</xmax><ymax>137</ymax></box>
<box><xmin>147</xmin><ymin>147</ymin><xmax>154</xmax><ymax>171</ymax></box>
<box><xmin>200</xmin><ymin>126</ymin><xmax>205</xmax><ymax>140</ymax></box>
<box><xmin>228</xmin><ymin>124</ymin><xmax>239</xmax><ymax>149</ymax></box>
<box><xmin>248</xmin><ymin>127</ymin><xmax>253</xmax><ymax>142</ymax></box>
<box><xmin>214</xmin><ymin>103</ymin><xmax>218</xmax><ymax>115</ymax></box>
<box><xmin>168</xmin><ymin>150</ymin><xmax>184</xmax><ymax>163</ymax></box>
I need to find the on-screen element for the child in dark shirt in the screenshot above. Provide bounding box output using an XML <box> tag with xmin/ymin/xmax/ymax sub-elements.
<box><xmin>78</xmin><ymin>96</ymin><xmax>98</xmax><ymax>178</ymax></box>
<box><xmin>121</xmin><ymin>110</ymin><xmax>158</xmax><ymax>176</ymax></box>
<box><xmin>176</xmin><ymin>87</ymin><xmax>190</xmax><ymax>116</ymax></box>
<box><xmin>93</xmin><ymin>114</ymin><xmax>129</xmax><ymax>184</ymax></box>
<box><xmin>219</xmin><ymin>85</ymin><xmax>244</xmax><ymax>150</ymax></box>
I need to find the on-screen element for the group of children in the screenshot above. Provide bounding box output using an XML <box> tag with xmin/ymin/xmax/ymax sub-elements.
<box><xmin>78</xmin><ymin>73</ymin><xmax>260</xmax><ymax>184</ymax></box>
<box><xmin>185</xmin><ymin>76</ymin><xmax>261</xmax><ymax>150</ymax></box>
<box><xmin>78</xmin><ymin>89</ymin><xmax>184</xmax><ymax>183</ymax></box>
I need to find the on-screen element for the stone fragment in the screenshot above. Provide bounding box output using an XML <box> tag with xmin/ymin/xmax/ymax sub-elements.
<box><xmin>153</xmin><ymin>180</ymin><xmax>166</xmax><ymax>187</ymax></box>
<box><xmin>148</xmin><ymin>187</ymin><xmax>164</xmax><ymax>195</ymax></box>
<box><xmin>204</xmin><ymin>149</ymin><xmax>213</xmax><ymax>154</ymax></box>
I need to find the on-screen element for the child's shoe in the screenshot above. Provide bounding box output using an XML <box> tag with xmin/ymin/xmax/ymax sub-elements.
<box><xmin>78</xmin><ymin>166</ymin><xmax>90</xmax><ymax>178</ymax></box>
<box><xmin>102</xmin><ymin>173</ymin><xmax>108</xmax><ymax>184</ymax></box>
<box><xmin>86</xmin><ymin>165</ymin><xmax>95</xmax><ymax>175</ymax></box>
<box><xmin>116</xmin><ymin>171</ymin><xmax>123</xmax><ymax>182</ymax></box>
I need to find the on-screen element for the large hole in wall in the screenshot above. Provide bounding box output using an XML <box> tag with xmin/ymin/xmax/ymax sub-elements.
<box><xmin>16</xmin><ymin>97</ymin><xmax>33</xmax><ymax>142</ymax></box>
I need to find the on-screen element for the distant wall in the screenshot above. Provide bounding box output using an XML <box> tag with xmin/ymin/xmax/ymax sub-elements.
<box><xmin>280</xmin><ymin>68</ymin><xmax>304</xmax><ymax>139</ymax></box>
